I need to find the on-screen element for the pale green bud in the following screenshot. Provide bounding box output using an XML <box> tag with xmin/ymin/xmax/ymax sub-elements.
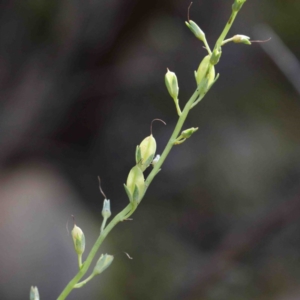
<box><xmin>30</xmin><ymin>286</ymin><xmax>39</xmax><ymax>300</ymax></box>
<box><xmin>125</xmin><ymin>165</ymin><xmax>145</xmax><ymax>204</ymax></box>
<box><xmin>185</xmin><ymin>20</ymin><xmax>205</xmax><ymax>42</ymax></box>
<box><xmin>137</xmin><ymin>135</ymin><xmax>157</xmax><ymax>171</ymax></box>
<box><xmin>181</xmin><ymin>127</ymin><xmax>199</xmax><ymax>138</ymax></box>
<box><xmin>232</xmin><ymin>34</ymin><xmax>251</xmax><ymax>45</ymax></box>
<box><xmin>102</xmin><ymin>199</ymin><xmax>111</xmax><ymax>219</ymax></box>
<box><xmin>165</xmin><ymin>69</ymin><xmax>179</xmax><ymax>100</ymax></box>
<box><xmin>196</xmin><ymin>55</ymin><xmax>215</xmax><ymax>88</ymax></box>
<box><xmin>174</xmin><ymin>127</ymin><xmax>199</xmax><ymax>145</ymax></box>
<box><xmin>93</xmin><ymin>254</ymin><xmax>114</xmax><ymax>275</ymax></box>
<box><xmin>71</xmin><ymin>224</ymin><xmax>85</xmax><ymax>255</ymax></box>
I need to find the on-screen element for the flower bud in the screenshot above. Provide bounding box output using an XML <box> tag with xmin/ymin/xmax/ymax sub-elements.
<box><xmin>138</xmin><ymin>135</ymin><xmax>157</xmax><ymax>171</ymax></box>
<box><xmin>30</xmin><ymin>286</ymin><xmax>39</xmax><ymax>300</ymax></box>
<box><xmin>185</xmin><ymin>20</ymin><xmax>205</xmax><ymax>42</ymax></box>
<box><xmin>196</xmin><ymin>55</ymin><xmax>215</xmax><ymax>88</ymax></box>
<box><xmin>93</xmin><ymin>254</ymin><xmax>114</xmax><ymax>275</ymax></box>
<box><xmin>124</xmin><ymin>165</ymin><xmax>145</xmax><ymax>204</ymax></box>
<box><xmin>232</xmin><ymin>34</ymin><xmax>251</xmax><ymax>45</ymax></box>
<box><xmin>72</xmin><ymin>224</ymin><xmax>85</xmax><ymax>255</ymax></box>
<box><xmin>181</xmin><ymin>127</ymin><xmax>199</xmax><ymax>138</ymax></box>
<box><xmin>165</xmin><ymin>69</ymin><xmax>179</xmax><ymax>100</ymax></box>
<box><xmin>102</xmin><ymin>199</ymin><xmax>111</xmax><ymax>219</ymax></box>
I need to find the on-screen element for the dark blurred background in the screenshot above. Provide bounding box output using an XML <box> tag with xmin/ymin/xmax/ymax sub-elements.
<box><xmin>1</xmin><ymin>0</ymin><xmax>300</xmax><ymax>299</ymax></box>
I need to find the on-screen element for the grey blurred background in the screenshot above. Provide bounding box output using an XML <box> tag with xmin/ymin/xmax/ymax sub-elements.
<box><xmin>0</xmin><ymin>0</ymin><xmax>300</xmax><ymax>299</ymax></box>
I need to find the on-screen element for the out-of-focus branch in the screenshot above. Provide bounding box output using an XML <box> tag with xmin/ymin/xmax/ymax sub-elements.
<box><xmin>253</xmin><ymin>24</ymin><xmax>300</xmax><ymax>96</ymax></box>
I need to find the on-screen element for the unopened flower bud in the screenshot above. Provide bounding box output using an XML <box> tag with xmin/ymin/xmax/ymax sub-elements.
<box><xmin>72</xmin><ymin>224</ymin><xmax>85</xmax><ymax>255</ymax></box>
<box><xmin>185</xmin><ymin>20</ymin><xmax>205</xmax><ymax>42</ymax></box>
<box><xmin>30</xmin><ymin>286</ymin><xmax>39</xmax><ymax>300</ymax></box>
<box><xmin>232</xmin><ymin>34</ymin><xmax>251</xmax><ymax>45</ymax></box>
<box><xmin>102</xmin><ymin>199</ymin><xmax>111</xmax><ymax>219</ymax></box>
<box><xmin>93</xmin><ymin>254</ymin><xmax>114</xmax><ymax>275</ymax></box>
<box><xmin>196</xmin><ymin>55</ymin><xmax>215</xmax><ymax>88</ymax></box>
<box><xmin>181</xmin><ymin>127</ymin><xmax>199</xmax><ymax>138</ymax></box>
<box><xmin>124</xmin><ymin>165</ymin><xmax>145</xmax><ymax>204</ymax></box>
<box><xmin>165</xmin><ymin>69</ymin><xmax>179</xmax><ymax>100</ymax></box>
<box><xmin>138</xmin><ymin>135</ymin><xmax>157</xmax><ymax>171</ymax></box>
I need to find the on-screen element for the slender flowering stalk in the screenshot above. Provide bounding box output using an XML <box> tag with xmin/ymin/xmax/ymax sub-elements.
<box><xmin>52</xmin><ymin>1</ymin><xmax>250</xmax><ymax>299</ymax></box>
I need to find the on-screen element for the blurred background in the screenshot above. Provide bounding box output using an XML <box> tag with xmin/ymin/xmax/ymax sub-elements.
<box><xmin>0</xmin><ymin>0</ymin><xmax>300</xmax><ymax>299</ymax></box>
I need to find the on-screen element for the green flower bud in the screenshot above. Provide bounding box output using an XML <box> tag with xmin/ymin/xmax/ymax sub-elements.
<box><xmin>125</xmin><ymin>165</ymin><xmax>145</xmax><ymax>204</ymax></box>
<box><xmin>138</xmin><ymin>135</ymin><xmax>157</xmax><ymax>171</ymax></box>
<box><xmin>71</xmin><ymin>224</ymin><xmax>85</xmax><ymax>255</ymax></box>
<box><xmin>174</xmin><ymin>127</ymin><xmax>199</xmax><ymax>145</ymax></box>
<box><xmin>185</xmin><ymin>20</ymin><xmax>205</xmax><ymax>42</ymax></box>
<box><xmin>181</xmin><ymin>127</ymin><xmax>199</xmax><ymax>138</ymax></box>
<box><xmin>196</xmin><ymin>55</ymin><xmax>215</xmax><ymax>88</ymax></box>
<box><xmin>232</xmin><ymin>34</ymin><xmax>251</xmax><ymax>45</ymax></box>
<box><xmin>93</xmin><ymin>254</ymin><xmax>114</xmax><ymax>275</ymax></box>
<box><xmin>165</xmin><ymin>69</ymin><xmax>179</xmax><ymax>100</ymax></box>
<box><xmin>30</xmin><ymin>286</ymin><xmax>39</xmax><ymax>300</ymax></box>
<box><xmin>102</xmin><ymin>199</ymin><xmax>111</xmax><ymax>219</ymax></box>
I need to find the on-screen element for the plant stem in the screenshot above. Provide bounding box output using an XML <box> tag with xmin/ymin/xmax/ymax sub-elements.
<box><xmin>145</xmin><ymin>87</ymin><xmax>200</xmax><ymax>189</ymax></box>
<box><xmin>56</xmin><ymin>2</ymin><xmax>246</xmax><ymax>298</ymax></box>
<box><xmin>78</xmin><ymin>255</ymin><xmax>82</xmax><ymax>269</ymax></box>
<box><xmin>214</xmin><ymin>10</ymin><xmax>238</xmax><ymax>50</ymax></box>
<box><xmin>174</xmin><ymin>98</ymin><xmax>182</xmax><ymax>116</ymax></box>
<box><xmin>57</xmin><ymin>204</ymin><xmax>133</xmax><ymax>300</ymax></box>
<box><xmin>74</xmin><ymin>274</ymin><xmax>95</xmax><ymax>288</ymax></box>
<box><xmin>100</xmin><ymin>217</ymin><xmax>107</xmax><ymax>233</ymax></box>
<box><xmin>57</xmin><ymin>86</ymin><xmax>200</xmax><ymax>300</ymax></box>
<box><xmin>203</xmin><ymin>39</ymin><xmax>212</xmax><ymax>55</ymax></box>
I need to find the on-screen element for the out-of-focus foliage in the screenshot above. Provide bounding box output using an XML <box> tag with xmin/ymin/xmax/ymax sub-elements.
<box><xmin>0</xmin><ymin>0</ymin><xmax>300</xmax><ymax>299</ymax></box>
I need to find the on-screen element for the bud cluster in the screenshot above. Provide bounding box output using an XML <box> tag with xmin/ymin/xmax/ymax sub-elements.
<box><xmin>124</xmin><ymin>119</ymin><xmax>166</xmax><ymax>206</ymax></box>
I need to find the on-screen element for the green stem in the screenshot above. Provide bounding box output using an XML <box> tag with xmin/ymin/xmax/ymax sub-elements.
<box><xmin>78</xmin><ymin>255</ymin><xmax>82</xmax><ymax>269</ymax></box>
<box><xmin>57</xmin><ymin>204</ymin><xmax>134</xmax><ymax>300</ymax></box>
<box><xmin>100</xmin><ymin>217</ymin><xmax>107</xmax><ymax>233</ymax></box>
<box><xmin>221</xmin><ymin>37</ymin><xmax>234</xmax><ymax>46</ymax></box>
<box><xmin>203</xmin><ymin>39</ymin><xmax>212</xmax><ymax>55</ymax></box>
<box><xmin>57</xmin><ymin>86</ymin><xmax>200</xmax><ymax>300</ymax></box>
<box><xmin>145</xmin><ymin>87</ymin><xmax>200</xmax><ymax>189</ymax></box>
<box><xmin>174</xmin><ymin>98</ymin><xmax>182</xmax><ymax>116</ymax></box>
<box><xmin>74</xmin><ymin>273</ymin><xmax>95</xmax><ymax>288</ymax></box>
<box><xmin>214</xmin><ymin>10</ymin><xmax>238</xmax><ymax>51</ymax></box>
<box><xmin>56</xmin><ymin>2</ymin><xmax>246</xmax><ymax>298</ymax></box>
